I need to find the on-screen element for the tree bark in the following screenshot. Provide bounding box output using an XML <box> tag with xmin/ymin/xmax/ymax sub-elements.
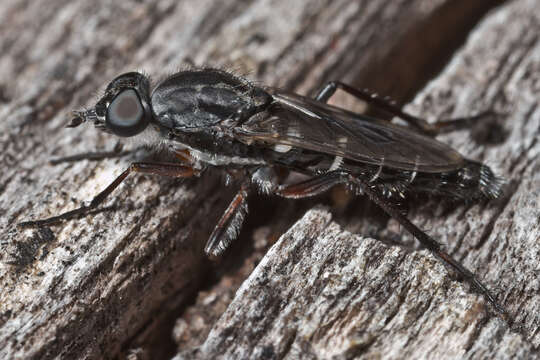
<box><xmin>0</xmin><ymin>0</ymin><xmax>537</xmax><ymax>359</ymax></box>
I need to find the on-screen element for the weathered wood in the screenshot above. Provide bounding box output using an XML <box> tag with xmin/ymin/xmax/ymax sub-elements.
<box><xmin>0</xmin><ymin>0</ymin><xmax>531</xmax><ymax>359</ymax></box>
<box><xmin>172</xmin><ymin>0</ymin><xmax>540</xmax><ymax>359</ymax></box>
<box><xmin>176</xmin><ymin>209</ymin><xmax>537</xmax><ymax>359</ymax></box>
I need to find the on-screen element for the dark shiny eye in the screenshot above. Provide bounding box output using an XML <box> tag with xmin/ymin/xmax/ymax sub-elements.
<box><xmin>106</xmin><ymin>89</ymin><xmax>149</xmax><ymax>137</ymax></box>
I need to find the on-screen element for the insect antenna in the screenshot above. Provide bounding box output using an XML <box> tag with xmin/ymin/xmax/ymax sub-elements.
<box><xmin>66</xmin><ymin>110</ymin><xmax>87</xmax><ymax>128</ymax></box>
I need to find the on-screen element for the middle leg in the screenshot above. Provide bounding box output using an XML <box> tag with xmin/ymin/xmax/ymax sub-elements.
<box><xmin>205</xmin><ymin>184</ymin><xmax>251</xmax><ymax>259</ymax></box>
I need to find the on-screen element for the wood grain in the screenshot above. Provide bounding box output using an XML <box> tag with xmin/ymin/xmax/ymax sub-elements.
<box><xmin>173</xmin><ymin>0</ymin><xmax>539</xmax><ymax>359</ymax></box>
<box><xmin>1</xmin><ymin>0</ymin><xmax>536</xmax><ymax>359</ymax></box>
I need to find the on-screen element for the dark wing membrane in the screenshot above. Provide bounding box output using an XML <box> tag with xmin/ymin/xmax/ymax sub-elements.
<box><xmin>235</xmin><ymin>90</ymin><xmax>464</xmax><ymax>173</ymax></box>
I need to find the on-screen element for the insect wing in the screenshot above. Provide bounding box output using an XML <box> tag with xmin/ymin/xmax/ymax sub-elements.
<box><xmin>236</xmin><ymin>90</ymin><xmax>464</xmax><ymax>172</ymax></box>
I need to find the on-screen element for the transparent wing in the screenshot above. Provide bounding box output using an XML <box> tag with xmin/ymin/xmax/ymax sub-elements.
<box><xmin>235</xmin><ymin>90</ymin><xmax>464</xmax><ymax>173</ymax></box>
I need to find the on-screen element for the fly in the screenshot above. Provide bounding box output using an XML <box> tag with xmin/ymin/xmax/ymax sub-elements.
<box><xmin>19</xmin><ymin>68</ymin><xmax>506</xmax><ymax>318</ymax></box>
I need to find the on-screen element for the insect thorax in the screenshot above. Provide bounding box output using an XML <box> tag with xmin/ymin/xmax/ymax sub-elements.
<box><xmin>145</xmin><ymin>69</ymin><xmax>272</xmax><ymax>167</ymax></box>
<box><xmin>150</xmin><ymin>69</ymin><xmax>271</xmax><ymax>130</ymax></box>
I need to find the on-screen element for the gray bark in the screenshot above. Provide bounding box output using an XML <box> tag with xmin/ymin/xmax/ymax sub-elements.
<box><xmin>0</xmin><ymin>0</ymin><xmax>536</xmax><ymax>359</ymax></box>
<box><xmin>173</xmin><ymin>0</ymin><xmax>540</xmax><ymax>359</ymax></box>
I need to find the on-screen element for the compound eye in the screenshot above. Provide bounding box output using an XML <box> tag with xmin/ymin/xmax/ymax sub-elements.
<box><xmin>106</xmin><ymin>89</ymin><xmax>149</xmax><ymax>137</ymax></box>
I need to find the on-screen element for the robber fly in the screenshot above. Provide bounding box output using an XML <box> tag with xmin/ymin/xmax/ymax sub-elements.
<box><xmin>20</xmin><ymin>68</ymin><xmax>505</xmax><ymax>316</ymax></box>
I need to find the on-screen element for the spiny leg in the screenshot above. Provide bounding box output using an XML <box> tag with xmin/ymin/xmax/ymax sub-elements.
<box><xmin>207</xmin><ymin>170</ymin><xmax>349</xmax><ymax>257</ymax></box>
<box><xmin>205</xmin><ymin>184</ymin><xmax>251</xmax><ymax>259</ymax></box>
<box><xmin>275</xmin><ymin>171</ymin><xmax>507</xmax><ymax>318</ymax></box>
<box><xmin>315</xmin><ymin>81</ymin><xmax>495</xmax><ymax>136</ymax></box>
<box><xmin>205</xmin><ymin>167</ymin><xmax>283</xmax><ymax>258</ymax></box>
<box><xmin>19</xmin><ymin>162</ymin><xmax>198</xmax><ymax>228</ymax></box>
<box><xmin>349</xmin><ymin>174</ymin><xmax>507</xmax><ymax>318</ymax></box>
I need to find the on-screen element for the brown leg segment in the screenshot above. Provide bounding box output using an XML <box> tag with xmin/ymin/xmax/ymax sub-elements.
<box><xmin>275</xmin><ymin>171</ymin><xmax>348</xmax><ymax>199</ymax></box>
<box><xmin>173</xmin><ymin>149</ymin><xmax>195</xmax><ymax>164</ymax></box>
<box><xmin>19</xmin><ymin>162</ymin><xmax>198</xmax><ymax>228</ymax></box>
<box><xmin>205</xmin><ymin>185</ymin><xmax>250</xmax><ymax>259</ymax></box>
<box><xmin>315</xmin><ymin>81</ymin><xmax>495</xmax><ymax>136</ymax></box>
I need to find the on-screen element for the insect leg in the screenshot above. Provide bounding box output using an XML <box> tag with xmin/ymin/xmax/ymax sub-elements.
<box><xmin>275</xmin><ymin>171</ymin><xmax>348</xmax><ymax>199</ymax></box>
<box><xmin>49</xmin><ymin>142</ymin><xmax>131</xmax><ymax>165</ymax></box>
<box><xmin>19</xmin><ymin>162</ymin><xmax>198</xmax><ymax>228</ymax></box>
<box><xmin>275</xmin><ymin>171</ymin><xmax>507</xmax><ymax>317</ymax></box>
<box><xmin>315</xmin><ymin>81</ymin><xmax>493</xmax><ymax>136</ymax></box>
<box><xmin>173</xmin><ymin>149</ymin><xmax>196</xmax><ymax>164</ymax></box>
<box><xmin>205</xmin><ymin>185</ymin><xmax>250</xmax><ymax>259</ymax></box>
<box><xmin>349</xmin><ymin>174</ymin><xmax>507</xmax><ymax>318</ymax></box>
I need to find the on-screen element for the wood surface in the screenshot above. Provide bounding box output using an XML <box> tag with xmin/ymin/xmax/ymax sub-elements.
<box><xmin>0</xmin><ymin>0</ymin><xmax>537</xmax><ymax>359</ymax></box>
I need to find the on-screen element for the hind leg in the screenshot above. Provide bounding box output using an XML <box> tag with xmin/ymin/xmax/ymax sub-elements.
<box><xmin>275</xmin><ymin>170</ymin><xmax>507</xmax><ymax>318</ymax></box>
<box><xmin>315</xmin><ymin>81</ymin><xmax>497</xmax><ymax>137</ymax></box>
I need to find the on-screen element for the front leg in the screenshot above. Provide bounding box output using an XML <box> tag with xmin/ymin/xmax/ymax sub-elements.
<box><xmin>19</xmin><ymin>162</ymin><xmax>199</xmax><ymax>228</ymax></box>
<box><xmin>49</xmin><ymin>142</ymin><xmax>131</xmax><ymax>165</ymax></box>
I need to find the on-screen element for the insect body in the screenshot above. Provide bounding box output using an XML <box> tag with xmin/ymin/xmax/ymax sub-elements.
<box><xmin>20</xmin><ymin>68</ymin><xmax>505</xmax><ymax>316</ymax></box>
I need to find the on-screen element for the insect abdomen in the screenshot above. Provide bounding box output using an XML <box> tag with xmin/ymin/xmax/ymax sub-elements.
<box><xmin>378</xmin><ymin>160</ymin><xmax>504</xmax><ymax>202</ymax></box>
